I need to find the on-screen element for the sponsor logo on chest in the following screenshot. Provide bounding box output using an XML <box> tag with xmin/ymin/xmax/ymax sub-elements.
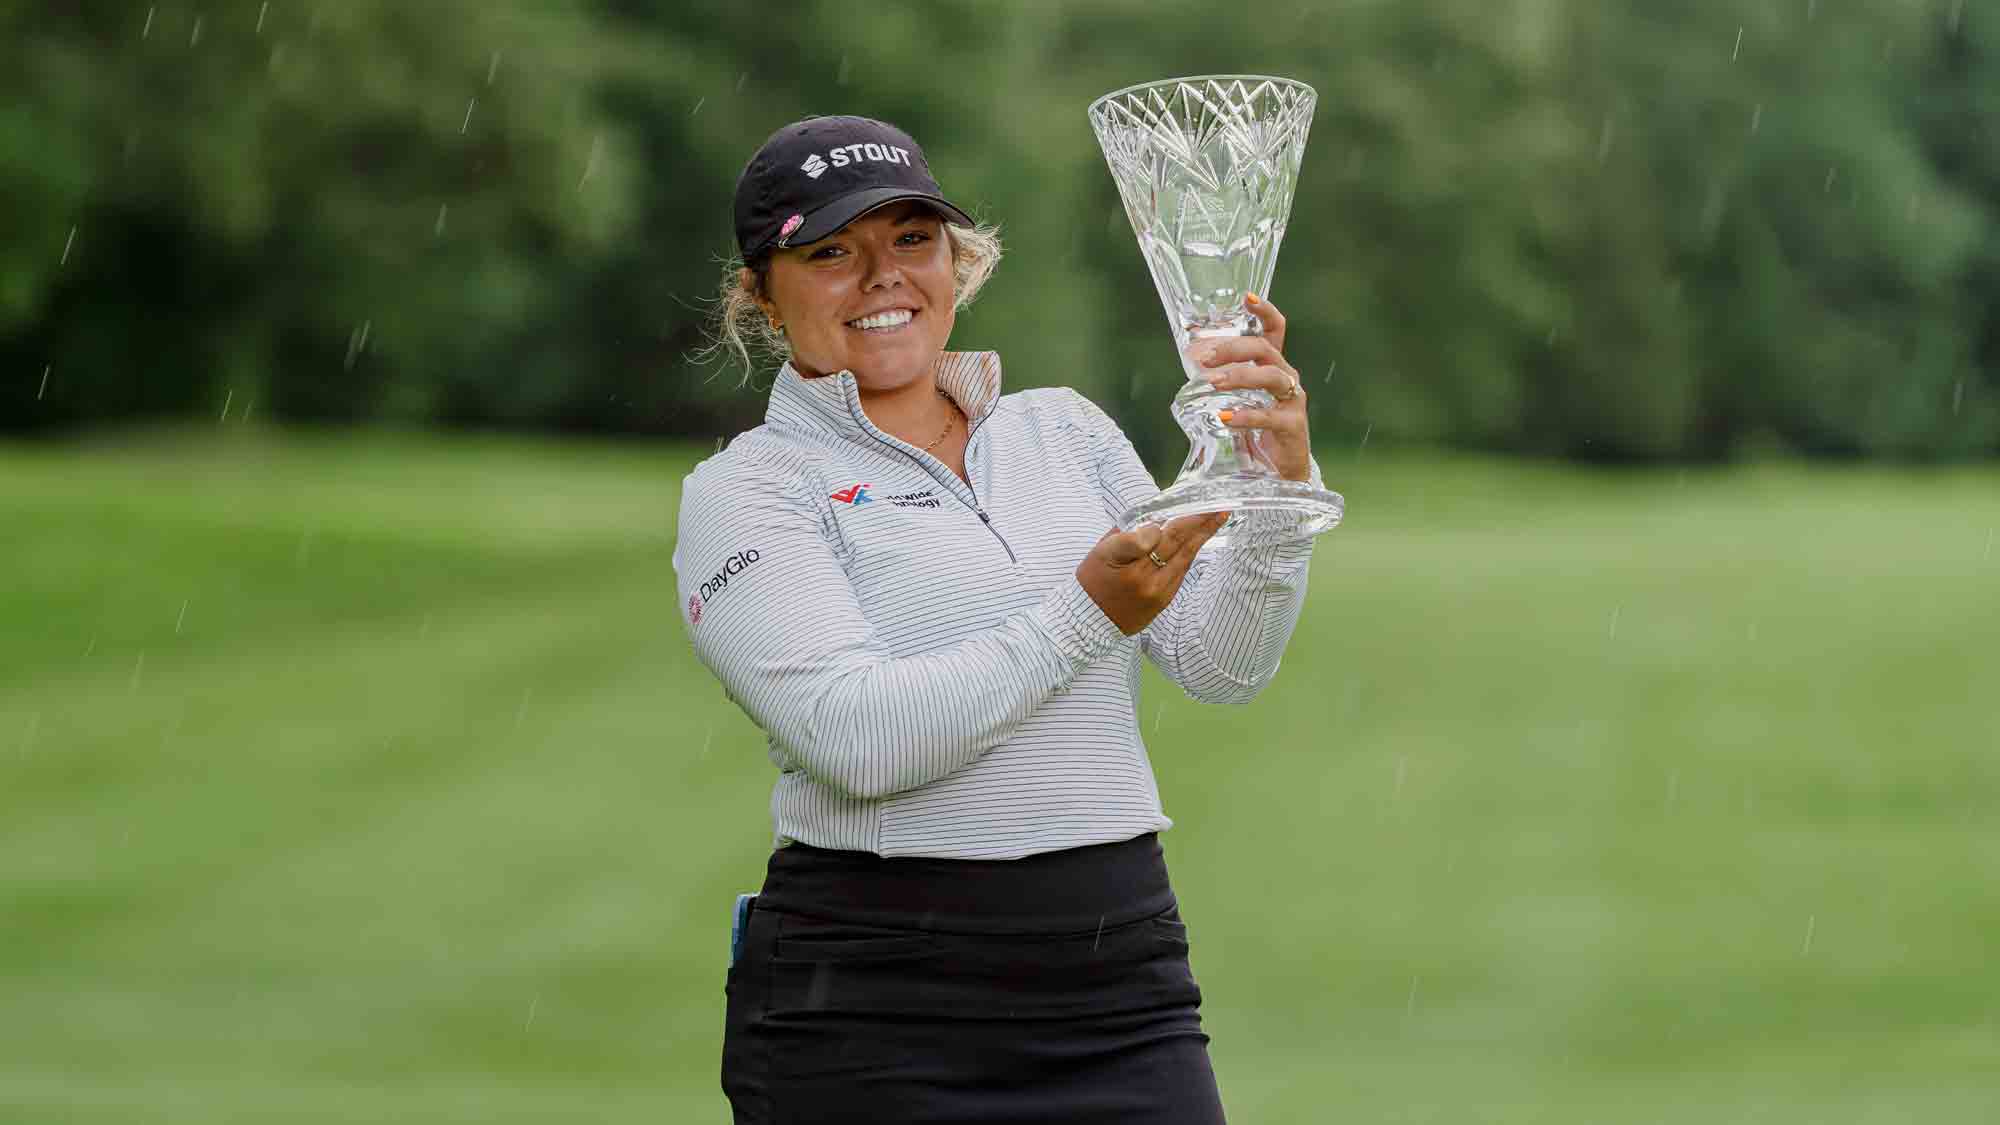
<box><xmin>831</xmin><ymin>482</ymin><xmax>941</xmax><ymax>510</ymax></box>
<box><xmin>880</xmin><ymin>488</ymin><xmax>942</xmax><ymax>509</ymax></box>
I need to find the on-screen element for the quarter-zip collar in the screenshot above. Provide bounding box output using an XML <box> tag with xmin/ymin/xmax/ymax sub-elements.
<box><xmin>764</xmin><ymin>350</ymin><xmax>1003</xmax><ymax>448</ymax></box>
<box><xmin>765</xmin><ymin>349</ymin><xmax>1017</xmax><ymax>563</ymax></box>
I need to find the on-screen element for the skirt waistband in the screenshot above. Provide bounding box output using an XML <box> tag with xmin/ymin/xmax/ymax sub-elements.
<box><xmin>754</xmin><ymin>832</ymin><xmax>1175</xmax><ymax>936</ymax></box>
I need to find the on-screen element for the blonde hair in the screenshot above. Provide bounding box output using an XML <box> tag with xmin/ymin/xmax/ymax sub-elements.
<box><xmin>698</xmin><ymin>221</ymin><xmax>1003</xmax><ymax>384</ymax></box>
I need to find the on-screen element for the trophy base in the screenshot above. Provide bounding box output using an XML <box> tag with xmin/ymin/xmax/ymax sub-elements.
<box><xmin>1120</xmin><ymin>475</ymin><xmax>1344</xmax><ymax>550</ymax></box>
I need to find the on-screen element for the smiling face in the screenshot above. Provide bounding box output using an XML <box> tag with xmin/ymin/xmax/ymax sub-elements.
<box><xmin>752</xmin><ymin>202</ymin><xmax>956</xmax><ymax>391</ymax></box>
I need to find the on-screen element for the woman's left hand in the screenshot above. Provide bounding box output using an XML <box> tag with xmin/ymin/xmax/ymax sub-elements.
<box><xmin>1188</xmin><ymin>294</ymin><xmax>1313</xmax><ymax>482</ymax></box>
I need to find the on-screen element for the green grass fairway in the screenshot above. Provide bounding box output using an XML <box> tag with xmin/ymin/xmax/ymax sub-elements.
<box><xmin>3</xmin><ymin>426</ymin><xmax>1997</xmax><ymax>1122</ymax></box>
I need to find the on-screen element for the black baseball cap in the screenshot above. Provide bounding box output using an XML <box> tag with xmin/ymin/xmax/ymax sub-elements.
<box><xmin>733</xmin><ymin>115</ymin><xmax>975</xmax><ymax>261</ymax></box>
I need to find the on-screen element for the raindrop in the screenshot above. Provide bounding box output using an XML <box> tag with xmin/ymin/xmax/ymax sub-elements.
<box><xmin>1982</xmin><ymin>528</ymin><xmax>1993</xmax><ymax>562</ymax></box>
<box><xmin>1953</xmin><ymin>379</ymin><xmax>1964</xmax><ymax>415</ymax></box>
<box><xmin>61</xmin><ymin>225</ymin><xmax>76</xmax><ymax>265</ymax></box>
<box><xmin>37</xmin><ymin>364</ymin><xmax>50</xmax><ymax>400</ymax></box>
<box><xmin>1092</xmin><ymin>915</ymin><xmax>1105</xmax><ymax>951</ymax></box>
<box><xmin>698</xmin><ymin>725</ymin><xmax>715</xmax><ymax>759</ymax></box>
<box><xmin>735</xmin><ymin>71</ymin><xmax>749</xmax><ymax>94</ymax></box>
<box><xmin>257</xmin><ymin>2</ymin><xmax>268</xmax><ymax>34</ymax></box>
<box><xmin>461</xmin><ymin>97</ymin><xmax>477</xmax><ymax>134</ymax></box>
<box><xmin>434</xmin><ymin>203</ymin><xmax>449</xmax><ymax>237</ymax></box>
<box><xmin>1949</xmin><ymin>0</ymin><xmax>1964</xmax><ymax>33</ymax></box>
<box><xmin>513</xmin><ymin>686</ymin><xmax>532</xmax><ymax>730</ymax></box>
<box><xmin>190</xmin><ymin>15</ymin><xmax>203</xmax><ymax>46</ymax></box>
<box><xmin>1151</xmin><ymin>701</ymin><xmax>1165</xmax><ymax>736</ymax></box>
<box><xmin>487</xmin><ymin>49</ymin><xmax>502</xmax><ymax>86</ymax></box>
<box><xmin>83</xmin><ymin>634</ymin><xmax>96</xmax><ymax>658</ymax></box>
<box><xmin>1699</xmin><ymin>179</ymin><xmax>1728</xmax><ymax>239</ymax></box>
<box><xmin>1749</xmin><ymin>103</ymin><xmax>1762</xmax><ymax>134</ymax></box>
<box><xmin>1596</xmin><ymin>114</ymin><xmax>1614</xmax><ymax>163</ymax></box>
<box><xmin>1607</xmin><ymin>605</ymin><xmax>1621</xmax><ymax>639</ymax></box>
<box><xmin>343</xmin><ymin>320</ymin><xmax>371</xmax><ymax>370</ymax></box>
<box><xmin>219</xmin><ymin>389</ymin><xmax>233</xmax><ymax>422</ymax></box>
<box><xmin>1404</xmin><ymin>974</ymin><xmax>1420</xmax><ymax>1020</ymax></box>
<box><xmin>175</xmin><ymin>599</ymin><xmax>189</xmax><ymax>634</ymax></box>
<box><xmin>128</xmin><ymin>651</ymin><xmax>147</xmax><ymax>694</ymax></box>
<box><xmin>1823</xmin><ymin>167</ymin><xmax>1836</xmax><ymax>193</ymax></box>
<box><xmin>1322</xmin><ymin>359</ymin><xmax>1335</xmax><ymax>383</ymax></box>
<box><xmin>524</xmin><ymin>995</ymin><xmax>539</xmax><ymax>1032</ymax></box>
<box><xmin>578</xmin><ymin>135</ymin><xmax>603</xmax><ymax>189</ymax></box>
<box><xmin>1801</xmin><ymin>915</ymin><xmax>1815</xmax><ymax>955</ymax></box>
<box><xmin>1731</xmin><ymin>26</ymin><xmax>1743</xmax><ymax>61</ymax></box>
<box><xmin>691</xmin><ymin>96</ymin><xmax>707</xmax><ymax>117</ymax></box>
<box><xmin>241</xmin><ymin>395</ymin><xmax>254</xmax><ymax>423</ymax></box>
<box><xmin>142</xmin><ymin>6</ymin><xmax>154</xmax><ymax>38</ymax></box>
<box><xmin>1357</xmin><ymin>422</ymin><xmax>1372</xmax><ymax>453</ymax></box>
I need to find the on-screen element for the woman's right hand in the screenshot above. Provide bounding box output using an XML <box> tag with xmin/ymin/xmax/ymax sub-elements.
<box><xmin>1075</xmin><ymin>512</ymin><xmax>1231</xmax><ymax>635</ymax></box>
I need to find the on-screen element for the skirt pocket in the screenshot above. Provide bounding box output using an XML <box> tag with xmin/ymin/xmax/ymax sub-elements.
<box><xmin>772</xmin><ymin>915</ymin><xmax>938</xmax><ymax>962</ymax></box>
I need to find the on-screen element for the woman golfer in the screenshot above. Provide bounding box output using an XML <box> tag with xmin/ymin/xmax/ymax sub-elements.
<box><xmin>676</xmin><ymin>114</ymin><xmax>1322</xmax><ymax>1124</ymax></box>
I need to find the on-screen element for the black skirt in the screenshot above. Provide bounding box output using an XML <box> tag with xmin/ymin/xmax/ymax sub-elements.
<box><xmin>720</xmin><ymin>832</ymin><xmax>1227</xmax><ymax>1124</ymax></box>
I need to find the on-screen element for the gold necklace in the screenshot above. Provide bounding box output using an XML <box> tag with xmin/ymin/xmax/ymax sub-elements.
<box><xmin>919</xmin><ymin>387</ymin><xmax>957</xmax><ymax>453</ymax></box>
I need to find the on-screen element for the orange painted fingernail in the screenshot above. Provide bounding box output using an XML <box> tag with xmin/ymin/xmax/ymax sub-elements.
<box><xmin>1245</xmin><ymin>292</ymin><xmax>1261</xmax><ymax>305</ymax></box>
<box><xmin>1217</xmin><ymin>409</ymin><xmax>1234</xmax><ymax>423</ymax></box>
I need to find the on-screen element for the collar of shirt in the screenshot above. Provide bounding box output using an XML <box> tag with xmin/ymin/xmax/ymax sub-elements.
<box><xmin>765</xmin><ymin>350</ymin><xmax>1004</xmax><ymax>447</ymax></box>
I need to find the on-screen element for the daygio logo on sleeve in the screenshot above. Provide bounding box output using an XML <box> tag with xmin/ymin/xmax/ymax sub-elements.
<box><xmin>686</xmin><ymin>548</ymin><xmax>763</xmax><ymax>626</ymax></box>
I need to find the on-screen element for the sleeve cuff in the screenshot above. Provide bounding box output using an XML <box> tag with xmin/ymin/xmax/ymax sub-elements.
<box><xmin>1034</xmin><ymin>574</ymin><xmax>1129</xmax><ymax>665</ymax></box>
<box><xmin>1270</xmin><ymin>453</ymin><xmax>1329</xmax><ymax>564</ymax></box>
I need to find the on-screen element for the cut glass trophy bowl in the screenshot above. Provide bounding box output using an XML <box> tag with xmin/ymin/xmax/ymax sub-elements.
<box><xmin>1088</xmin><ymin>75</ymin><xmax>1345</xmax><ymax>548</ymax></box>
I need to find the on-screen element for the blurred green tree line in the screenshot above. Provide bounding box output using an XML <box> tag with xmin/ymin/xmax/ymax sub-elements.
<box><xmin>5</xmin><ymin>0</ymin><xmax>1995</xmax><ymax>462</ymax></box>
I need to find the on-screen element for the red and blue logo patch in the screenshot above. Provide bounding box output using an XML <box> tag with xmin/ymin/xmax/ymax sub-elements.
<box><xmin>829</xmin><ymin>482</ymin><xmax>873</xmax><ymax>505</ymax></box>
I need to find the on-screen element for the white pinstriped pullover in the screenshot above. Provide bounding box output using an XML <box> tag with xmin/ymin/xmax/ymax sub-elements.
<box><xmin>673</xmin><ymin>351</ymin><xmax>1320</xmax><ymax>860</ymax></box>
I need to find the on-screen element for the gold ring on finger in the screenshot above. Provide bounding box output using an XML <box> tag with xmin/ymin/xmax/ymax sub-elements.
<box><xmin>1148</xmin><ymin>549</ymin><xmax>1169</xmax><ymax>568</ymax></box>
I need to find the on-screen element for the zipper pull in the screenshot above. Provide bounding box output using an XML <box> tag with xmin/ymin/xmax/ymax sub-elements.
<box><xmin>976</xmin><ymin>508</ymin><xmax>992</xmax><ymax>524</ymax></box>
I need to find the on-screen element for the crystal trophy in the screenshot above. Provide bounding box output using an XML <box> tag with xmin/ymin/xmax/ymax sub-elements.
<box><xmin>1088</xmin><ymin>75</ymin><xmax>1344</xmax><ymax>546</ymax></box>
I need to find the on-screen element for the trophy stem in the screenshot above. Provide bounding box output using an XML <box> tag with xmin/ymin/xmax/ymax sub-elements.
<box><xmin>1116</xmin><ymin>375</ymin><xmax>1345</xmax><ymax>549</ymax></box>
<box><xmin>1171</xmin><ymin>376</ymin><xmax>1277</xmax><ymax>481</ymax></box>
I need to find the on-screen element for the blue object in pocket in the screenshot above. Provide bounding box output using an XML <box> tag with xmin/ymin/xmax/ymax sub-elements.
<box><xmin>730</xmin><ymin>892</ymin><xmax>757</xmax><ymax>968</ymax></box>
